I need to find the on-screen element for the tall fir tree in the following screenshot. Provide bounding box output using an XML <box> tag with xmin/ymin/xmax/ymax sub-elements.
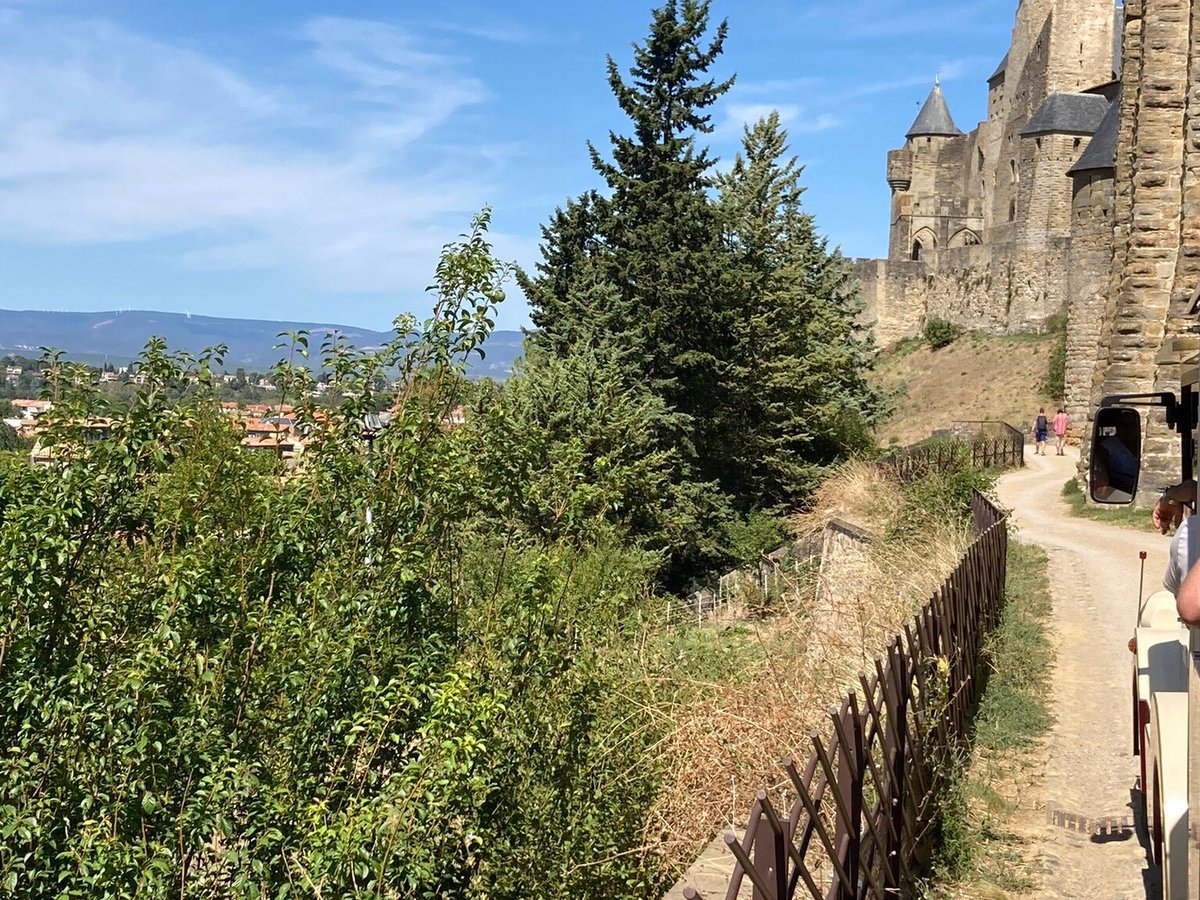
<box><xmin>717</xmin><ymin>112</ymin><xmax>886</xmax><ymax>505</ymax></box>
<box><xmin>520</xmin><ymin>6</ymin><xmax>886</xmax><ymax>581</ymax></box>
<box><xmin>521</xmin><ymin>0</ymin><xmax>737</xmax><ymax>481</ymax></box>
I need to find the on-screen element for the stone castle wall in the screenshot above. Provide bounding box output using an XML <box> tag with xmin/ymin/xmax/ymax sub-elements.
<box><xmin>855</xmin><ymin>237</ymin><xmax>1072</xmax><ymax>346</ymax></box>
<box><xmin>1047</xmin><ymin>0</ymin><xmax>1121</xmax><ymax>92</ymax></box>
<box><xmin>1084</xmin><ymin>0</ymin><xmax>1200</xmax><ymax>504</ymax></box>
<box><xmin>854</xmin><ymin>0</ymin><xmax>1200</xmax><ymax>510</ymax></box>
<box><xmin>861</xmin><ymin>2</ymin><xmax>1118</xmax><ymax>347</ymax></box>
<box><xmin>1020</xmin><ymin>132</ymin><xmax>1085</xmax><ymax>238</ymax></box>
<box><xmin>1064</xmin><ymin>171</ymin><xmax>1116</xmax><ymax>429</ymax></box>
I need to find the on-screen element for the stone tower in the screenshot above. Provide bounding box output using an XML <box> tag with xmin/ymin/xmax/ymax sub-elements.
<box><xmin>886</xmin><ymin>82</ymin><xmax>974</xmax><ymax>263</ymax></box>
<box><xmin>1080</xmin><ymin>0</ymin><xmax>1200</xmax><ymax>505</ymax></box>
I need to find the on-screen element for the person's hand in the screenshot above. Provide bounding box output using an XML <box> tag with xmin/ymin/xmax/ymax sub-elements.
<box><xmin>1154</xmin><ymin>481</ymin><xmax>1197</xmax><ymax>533</ymax></box>
<box><xmin>1155</xmin><ymin>496</ymin><xmax>1185</xmax><ymax>534</ymax></box>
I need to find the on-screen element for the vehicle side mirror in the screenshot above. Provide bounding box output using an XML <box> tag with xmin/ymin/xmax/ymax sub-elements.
<box><xmin>1090</xmin><ymin>406</ymin><xmax>1143</xmax><ymax>504</ymax></box>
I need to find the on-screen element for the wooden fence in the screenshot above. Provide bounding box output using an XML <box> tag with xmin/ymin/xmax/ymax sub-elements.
<box><xmin>956</xmin><ymin>421</ymin><xmax>1026</xmax><ymax>472</ymax></box>
<box><xmin>885</xmin><ymin>422</ymin><xmax>1024</xmax><ymax>484</ymax></box>
<box><xmin>683</xmin><ymin>492</ymin><xmax>1009</xmax><ymax>900</ymax></box>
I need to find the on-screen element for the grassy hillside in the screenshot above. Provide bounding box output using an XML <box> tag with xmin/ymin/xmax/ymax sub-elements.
<box><xmin>873</xmin><ymin>332</ymin><xmax>1060</xmax><ymax>447</ymax></box>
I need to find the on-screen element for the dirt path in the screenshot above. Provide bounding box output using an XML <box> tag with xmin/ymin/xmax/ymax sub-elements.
<box><xmin>996</xmin><ymin>447</ymin><xmax>1167</xmax><ymax>899</ymax></box>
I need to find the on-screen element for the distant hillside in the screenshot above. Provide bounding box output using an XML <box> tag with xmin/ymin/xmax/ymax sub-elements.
<box><xmin>0</xmin><ymin>308</ymin><xmax>525</xmax><ymax>378</ymax></box>
<box><xmin>872</xmin><ymin>333</ymin><xmax>1059</xmax><ymax>446</ymax></box>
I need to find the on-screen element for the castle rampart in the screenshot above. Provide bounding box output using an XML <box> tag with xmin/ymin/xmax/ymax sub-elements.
<box><xmin>857</xmin><ymin>0</ymin><xmax>1200</xmax><ymax>508</ymax></box>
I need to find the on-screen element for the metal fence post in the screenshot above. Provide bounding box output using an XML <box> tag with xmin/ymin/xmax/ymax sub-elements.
<box><xmin>754</xmin><ymin>792</ymin><xmax>790</xmax><ymax>900</ymax></box>
<box><xmin>883</xmin><ymin>646</ymin><xmax>908</xmax><ymax>894</ymax></box>
<box><xmin>836</xmin><ymin>704</ymin><xmax>864</xmax><ymax>900</ymax></box>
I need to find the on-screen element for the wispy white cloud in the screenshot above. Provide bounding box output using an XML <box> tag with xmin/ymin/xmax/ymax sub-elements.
<box><xmin>835</xmin><ymin>58</ymin><xmax>973</xmax><ymax>100</ymax></box>
<box><xmin>715</xmin><ymin>102</ymin><xmax>840</xmax><ymax>141</ymax></box>
<box><xmin>427</xmin><ymin>17</ymin><xmax>564</xmax><ymax>45</ymax></box>
<box><xmin>0</xmin><ymin>10</ymin><xmax>522</xmax><ymax>298</ymax></box>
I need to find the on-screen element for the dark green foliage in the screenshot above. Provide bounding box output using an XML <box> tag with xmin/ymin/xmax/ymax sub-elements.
<box><xmin>0</xmin><ymin>421</ymin><xmax>24</xmax><ymax>451</ymax></box>
<box><xmin>717</xmin><ymin>112</ymin><xmax>885</xmax><ymax>503</ymax></box>
<box><xmin>1043</xmin><ymin>332</ymin><xmax>1066</xmax><ymax>399</ymax></box>
<box><xmin>465</xmin><ymin>343</ymin><xmax>707</xmax><ymax>562</ymax></box>
<box><xmin>525</xmin><ymin>0</ymin><xmax>737</xmax><ymax>443</ymax></box>
<box><xmin>521</xmin><ymin>0</ymin><xmax>743</xmax><ymax>583</ymax></box>
<box><xmin>724</xmin><ymin>509</ymin><xmax>787</xmax><ymax>565</ymax></box>
<box><xmin>923</xmin><ymin>316</ymin><xmax>960</xmax><ymax>350</ymax></box>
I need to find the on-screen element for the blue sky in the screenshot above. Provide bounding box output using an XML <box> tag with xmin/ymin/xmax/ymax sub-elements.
<box><xmin>0</xmin><ymin>0</ymin><xmax>1016</xmax><ymax>332</ymax></box>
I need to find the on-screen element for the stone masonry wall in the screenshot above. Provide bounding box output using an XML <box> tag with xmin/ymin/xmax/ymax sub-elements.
<box><xmin>1086</xmin><ymin>0</ymin><xmax>1195</xmax><ymax>505</ymax></box>
<box><xmin>1064</xmin><ymin>171</ymin><xmax>1116</xmax><ymax>430</ymax></box>
<box><xmin>1021</xmin><ymin>132</ymin><xmax>1088</xmax><ymax>240</ymax></box>
<box><xmin>1048</xmin><ymin>0</ymin><xmax>1118</xmax><ymax>93</ymax></box>
<box><xmin>866</xmin><ymin>2</ymin><xmax>1118</xmax><ymax>347</ymax></box>
<box><xmin>855</xmin><ymin>237</ymin><xmax>1070</xmax><ymax>343</ymax></box>
<box><xmin>1152</xmin><ymin>0</ymin><xmax>1200</xmax><ymax>485</ymax></box>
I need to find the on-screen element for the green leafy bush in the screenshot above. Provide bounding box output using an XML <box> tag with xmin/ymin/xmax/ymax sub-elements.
<box><xmin>0</xmin><ymin>213</ymin><xmax>672</xmax><ymax>898</ymax></box>
<box><xmin>887</xmin><ymin>441</ymin><xmax>996</xmax><ymax>541</ymax></box>
<box><xmin>724</xmin><ymin>509</ymin><xmax>787</xmax><ymax>564</ymax></box>
<box><xmin>923</xmin><ymin>316</ymin><xmax>961</xmax><ymax>350</ymax></box>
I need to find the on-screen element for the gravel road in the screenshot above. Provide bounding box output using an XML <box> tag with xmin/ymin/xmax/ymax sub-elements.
<box><xmin>997</xmin><ymin>447</ymin><xmax>1168</xmax><ymax>899</ymax></box>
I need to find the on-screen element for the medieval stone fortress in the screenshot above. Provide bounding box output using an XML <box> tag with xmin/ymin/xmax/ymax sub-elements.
<box><xmin>857</xmin><ymin>0</ymin><xmax>1200</xmax><ymax>502</ymax></box>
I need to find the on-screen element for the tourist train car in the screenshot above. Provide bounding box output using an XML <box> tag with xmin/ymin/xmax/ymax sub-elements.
<box><xmin>1092</xmin><ymin>304</ymin><xmax>1200</xmax><ymax>898</ymax></box>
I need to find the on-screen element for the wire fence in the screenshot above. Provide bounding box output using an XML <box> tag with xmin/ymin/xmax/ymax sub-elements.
<box><xmin>683</xmin><ymin>492</ymin><xmax>1009</xmax><ymax>900</ymax></box>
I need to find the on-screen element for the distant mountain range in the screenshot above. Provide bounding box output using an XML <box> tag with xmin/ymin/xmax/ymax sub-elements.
<box><xmin>0</xmin><ymin>308</ymin><xmax>525</xmax><ymax>378</ymax></box>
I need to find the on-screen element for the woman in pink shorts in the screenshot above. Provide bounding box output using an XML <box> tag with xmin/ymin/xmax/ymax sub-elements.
<box><xmin>1052</xmin><ymin>407</ymin><xmax>1069</xmax><ymax>456</ymax></box>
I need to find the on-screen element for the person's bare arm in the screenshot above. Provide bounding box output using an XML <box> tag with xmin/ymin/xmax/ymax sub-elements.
<box><xmin>1154</xmin><ymin>480</ymin><xmax>1197</xmax><ymax>534</ymax></box>
<box><xmin>1178</xmin><ymin>560</ymin><xmax>1200</xmax><ymax>626</ymax></box>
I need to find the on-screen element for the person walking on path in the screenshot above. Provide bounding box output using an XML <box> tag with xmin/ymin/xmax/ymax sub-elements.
<box><xmin>1032</xmin><ymin>408</ymin><xmax>1049</xmax><ymax>456</ymax></box>
<box><xmin>1053</xmin><ymin>407</ymin><xmax>1070</xmax><ymax>456</ymax></box>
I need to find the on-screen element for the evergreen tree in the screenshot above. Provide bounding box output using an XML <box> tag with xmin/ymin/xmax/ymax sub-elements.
<box><xmin>522</xmin><ymin>0</ymin><xmax>736</xmax><ymax>478</ymax></box>
<box><xmin>520</xmin><ymin>6</ymin><xmax>885</xmax><ymax>580</ymax></box>
<box><xmin>523</xmin><ymin>192</ymin><xmax>613</xmax><ymax>355</ymax></box>
<box><xmin>718</xmin><ymin>113</ymin><xmax>886</xmax><ymax>504</ymax></box>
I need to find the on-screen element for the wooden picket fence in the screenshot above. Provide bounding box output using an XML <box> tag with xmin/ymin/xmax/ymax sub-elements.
<box><xmin>683</xmin><ymin>492</ymin><xmax>1009</xmax><ymax>900</ymax></box>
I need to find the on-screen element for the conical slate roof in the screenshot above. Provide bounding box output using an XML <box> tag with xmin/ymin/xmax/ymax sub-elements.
<box><xmin>1067</xmin><ymin>96</ymin><xmax>1120</xmax><ymax>174</ymax></box>
<box><xmin>906</xmin><ymin>82</ymin><xmax>963</xmax><ymax>139</ymax></box>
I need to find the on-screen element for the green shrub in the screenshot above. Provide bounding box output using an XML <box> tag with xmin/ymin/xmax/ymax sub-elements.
<box><xmin>724</xmin><ymin>509</ymin><xmax>787</xmax><ymax>565</ymax></box>
<box><xmin>887</xmin><ymin>441</ymin><xmax>996</xmax><ymax>541</ymax></box>
<box><xmin>0</xmin><ymin>421</ymin><xmax>25</xmax><ymax>451</ymax></box>
<box><xmin>923</xmin><ymin>316</ymin><xmax>961</xmax><ymax>349</ymax></box>
<box><xmin>1043</xmin><ymin>330</ymin><xmax>1066</xmax><ymax>399</ymax></box>
<box><xmin>0</xmin><ymin>213</ymin><xmax>671</xmax><ymax>898</ymax></box>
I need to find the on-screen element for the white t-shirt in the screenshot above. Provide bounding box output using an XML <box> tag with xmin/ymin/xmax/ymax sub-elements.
<box><xmin>1164</xmin><ymin>515</ymin><xmax>1199</xmax><ymax>594</ymax></box>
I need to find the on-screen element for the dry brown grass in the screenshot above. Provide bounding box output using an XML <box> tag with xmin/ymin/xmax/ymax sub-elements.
<box><xmin>646</xmin><ymin>461</ymin><xmax>976</xmax><ymax>878</ymax></box>
<box><xmin>873</xmin><ymin>334</ymin><xmax>1058</xmax><ymax>447</ymax></box>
